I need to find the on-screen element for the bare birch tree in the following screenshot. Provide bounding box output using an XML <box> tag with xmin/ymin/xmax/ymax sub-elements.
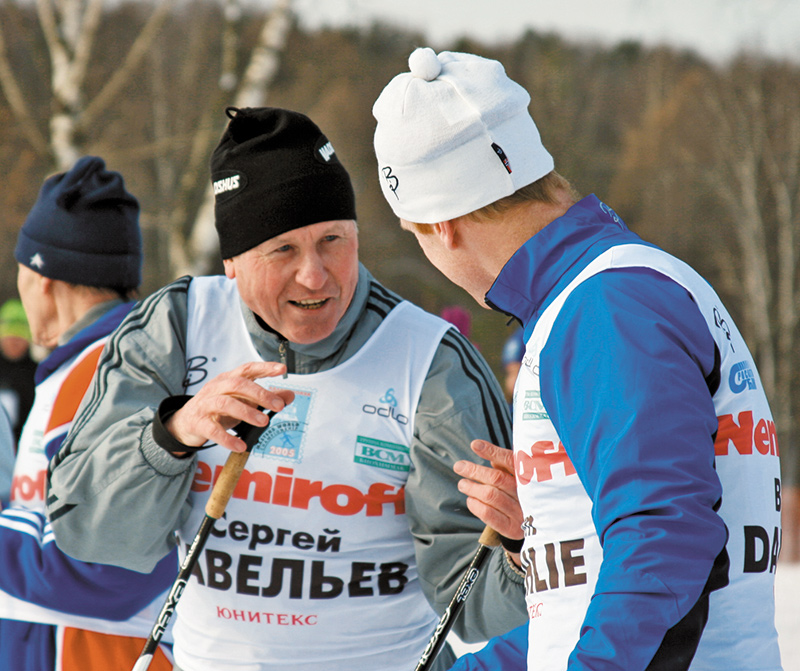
<box><xmin>182</xmin><ymin>0</ymin><xmax>293</xmax><ymax>276</ymax></box>
<box><xmin>0</xmin><ymin>0</ymin><xmax>174</xmax><ymax>169</ymax></box>
<box><xmin>0</xmin><ymin>0</ymin><xmax>294</xmax><ymax>278</ymax></box>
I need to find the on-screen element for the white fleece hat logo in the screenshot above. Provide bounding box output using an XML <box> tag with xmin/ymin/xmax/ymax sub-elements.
<box><xmin>373</xmin><ymin>48</ymin><xmax>554</xmax><ymax>224</ymax></box>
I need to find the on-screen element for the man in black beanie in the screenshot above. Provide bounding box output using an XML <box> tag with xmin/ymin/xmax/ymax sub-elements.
<box><xmin>0</xmin><ymin>156</ymin><xmax>177</xmax><ymax>671</ymax></box>
<box><xmin>48</xmin><ymin>109</ymin><xmax>527</xmax><ymax>671</ymax></box>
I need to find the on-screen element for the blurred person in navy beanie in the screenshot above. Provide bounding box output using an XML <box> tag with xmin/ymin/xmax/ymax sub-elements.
<box><xmin>1</xmin><ymin>156</ymin><xmax>176</xmax><ymax>671</ymax></box>
<box><xmin>14</xmin><ymin>155</ymin><xmax>142</xmax><ymax>298</ymax></box>
<box><xmin>500</xmin><ymin>326</ymin><xmax>525</xmax><ymax>409</ymax></box>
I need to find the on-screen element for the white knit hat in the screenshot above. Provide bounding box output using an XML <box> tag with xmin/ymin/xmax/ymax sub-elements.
<box><xmin>372</xmin><ymin>48</ymin><xmax>554</xmax><ymax>224</ymax></box>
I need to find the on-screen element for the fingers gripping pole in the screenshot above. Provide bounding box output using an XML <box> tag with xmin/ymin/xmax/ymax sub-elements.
<box><xmin>414</xmin><ymin>526</ymin><xmax>502</xmax><ymax>671</ymax></box>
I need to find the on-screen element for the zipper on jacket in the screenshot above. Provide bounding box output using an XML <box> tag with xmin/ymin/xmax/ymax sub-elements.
<box><xmin>278</xmin><ymin>338</ymin><xmax>292</xmax><ymax>377</ymax></box>
<box><xmin>484</xmin><ymin>294</ymin><xmax>517</xmax><ymax>323</ymax></box>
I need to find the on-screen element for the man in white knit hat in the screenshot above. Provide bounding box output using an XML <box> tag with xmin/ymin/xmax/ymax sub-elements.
<box><xmin>373</xmin><ymin>48</ymin><xmax>783</xmax><ymax>671</ymax></box>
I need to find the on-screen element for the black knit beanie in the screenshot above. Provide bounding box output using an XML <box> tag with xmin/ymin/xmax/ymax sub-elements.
<box><xmin>211</xmin><ymin>107</ymin><xmax>357</xmax><ymax>259</ymax></box>
<box><xmin>14</xmin><ymin>156</ymin><xmax>142</xmax><ymax>292</ymax></box>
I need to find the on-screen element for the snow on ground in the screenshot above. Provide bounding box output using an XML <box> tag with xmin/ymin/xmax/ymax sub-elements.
<box><xmin>776</xmin><ymin>560</ymin><xmax>800</xmax><ymax>669</ymax></box>
<box><xmin>449</xmin><ymin>559</ymin><xmax>800</xmax><ymax>667</ymax></box>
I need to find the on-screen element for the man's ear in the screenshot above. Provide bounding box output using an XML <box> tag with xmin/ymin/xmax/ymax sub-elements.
<box><xmin>432</xmin><ymin>219</ymin><xmax>458</xmax><ymax>250</ymax></box>
<box><xmin>223</xmin><ymin>258</ymin><xmax>235</xmax><ymax>279</ymax></box>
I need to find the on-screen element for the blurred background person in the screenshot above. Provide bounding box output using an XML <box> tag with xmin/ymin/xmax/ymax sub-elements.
<box><xmin>0</xmin><ymin>298</ymin><xmax>36</xmax><ymax>447</ymax></box>
<box><xmin>500</xmin><ymin>326</ymin><xmax>525</xmax><ymax>412</ymax></box>
<box><xmin>440</xmin><ymin>304</ymin><xmax>472</xmax><ymax>339</ymax></box>
<box><xmin>0</xmin><ymin>407</ymin><xmax>13</xmax><ymax>507</ymax></box>
<box><xmin>0</xmin><ymin>156</ymin><xmax>176</xmax><ymax>671</ymax></box>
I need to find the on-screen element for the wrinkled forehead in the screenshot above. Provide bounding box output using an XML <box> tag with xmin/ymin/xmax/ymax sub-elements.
<box><xmin>243</xmin><ymin>220</ymin><xmax>359</xmax><ymax>261</ymax></box>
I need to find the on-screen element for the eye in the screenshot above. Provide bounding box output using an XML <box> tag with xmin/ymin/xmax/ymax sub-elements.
<box><xmin>274</xmin><ymin>244</ymin><xmax>293</xmax><ymax>253</ymax></box>
<box><xmin>322</xmin><ymin>234</ymin><xmax>339</xmax><ymax>243</ymax></box>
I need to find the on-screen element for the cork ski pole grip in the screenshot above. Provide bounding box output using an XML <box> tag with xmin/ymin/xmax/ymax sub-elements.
<box><xmin>205</xmin><ymin>448</ymin><xmax>251</xmax><ymax>519</ymax></box>
<box><xmin>133</xmin><ymin>409</ymin><xmax>275</xmax><ymax>671</ymax></box>
<box><xmin>478</xmin><ymin>525</ymin><xmax>502</xmax><ymax>548</ymax></box>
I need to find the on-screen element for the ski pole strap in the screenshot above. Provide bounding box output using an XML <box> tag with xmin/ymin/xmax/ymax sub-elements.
<box><xmin>498</xmin><ymin>534</ymin><xmax>524</xmax><ymax>554</ymax></box>
<box><xmin>153</xmin><ymin>397</ymin><xmax>275</xmax><ymax>457</ymax></box>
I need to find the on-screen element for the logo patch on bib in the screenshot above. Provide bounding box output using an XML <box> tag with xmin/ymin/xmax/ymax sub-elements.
<box><xmin>252</xmin><ymin>387</ymin><xmax>313</xmax><ymax>463</ymax></box>
<box><xmin>354</xmin><ymin>436</ymin><xmax>410</xmax><ymax>472</ymax></box>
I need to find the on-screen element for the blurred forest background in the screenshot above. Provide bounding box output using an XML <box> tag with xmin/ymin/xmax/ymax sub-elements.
<box><xmin>1</xmin><ymin>1</ymin><xmax>798</xmax><ymax>557</ymax></box>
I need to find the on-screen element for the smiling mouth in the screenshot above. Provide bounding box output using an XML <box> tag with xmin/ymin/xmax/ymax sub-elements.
<box><xmin>290</xmin><ymin>298</ymin><xmax>329</xmax><ymax>310</ymax></box>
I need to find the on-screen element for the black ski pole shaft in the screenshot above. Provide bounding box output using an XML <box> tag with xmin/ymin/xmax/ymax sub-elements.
<box><xmin>413</xmin><ymin>526</ymin><xmax>501</xmax><ymax>671</ymax></box>
<box><xmin>132</xmin><ymin>411</ymin><xmax>273</xmax><ymax>671</ymax></box>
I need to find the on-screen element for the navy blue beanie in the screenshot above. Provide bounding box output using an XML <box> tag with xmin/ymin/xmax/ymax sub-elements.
<box><xmin>211</xmin><ymin>107</ymin><xmax>357</xmax><ymax>259</ymax></box>
<box><xmin>14</xmin><ymin>156</ymin><xmax>142</xmax><ymax>292</ymax></box>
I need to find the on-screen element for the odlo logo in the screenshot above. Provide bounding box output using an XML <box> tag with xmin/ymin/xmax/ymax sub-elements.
<box><xmin>362</xmin><ymin>388</ymin><xmax>408</xmax><ymax>425</ymax></box>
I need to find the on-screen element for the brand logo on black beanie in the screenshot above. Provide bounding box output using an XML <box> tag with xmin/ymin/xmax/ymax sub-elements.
<box><xmin>213</xmin><ymin>170</ymin><xmax>247</xmax><ymax>203</ymax></box>
<box><xmin>314</xmin><ymin>136</ymin><xmax>339</xmax><ymax>165</ymax></box>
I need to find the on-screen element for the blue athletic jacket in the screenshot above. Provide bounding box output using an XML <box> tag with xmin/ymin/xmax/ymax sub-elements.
<box><xmin>454</xmin><ymin>195</ymin><xmax>733</xmax><ymax>670</ymax></box>
<box><xmin>0</xmin><ymin>302</ymin><xmax>177</xmax><ymax>671</ymax></box>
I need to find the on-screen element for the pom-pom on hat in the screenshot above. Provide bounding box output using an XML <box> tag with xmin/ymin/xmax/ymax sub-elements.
<box><xmin>372</xmin><ymin>48</ymin><xmax>554</xmax><ymax>224</ymax></box>
<box><xmin>211</xmin><ymin>107</ymin><xmax>357</xmax><ymax>259</ymax></box>
<box><xmin>14</xmin><ymin>156</ymin><xmax>142</xmax><ymax>292</ymax></box>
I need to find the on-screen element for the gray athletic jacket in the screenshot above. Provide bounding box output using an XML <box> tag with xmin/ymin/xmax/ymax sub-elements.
<box><xmin>46</xmin><ymin>264</ymin><xmax>526</xmax><ymax>646</ymax></box>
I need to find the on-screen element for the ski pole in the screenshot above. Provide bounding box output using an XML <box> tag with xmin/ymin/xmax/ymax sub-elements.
<box><xmin>132</xmin><ymin>411</ymin><xmax>274</xmax><ymax>671</ymax></box>
<box><xmin>413</xmin><ymin>526</ymin><xmax>502</xmax><ymax>671</ymax></box>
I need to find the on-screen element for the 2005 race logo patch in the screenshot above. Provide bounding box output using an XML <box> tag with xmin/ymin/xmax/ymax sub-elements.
<box><xmin>252</xmin><ymin>387</ymin><xmax>313</xmax><ymax>464</ymax></box>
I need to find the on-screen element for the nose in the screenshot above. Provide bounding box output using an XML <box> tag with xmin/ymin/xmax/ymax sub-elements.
<box><xmin>295</xmin><ymin>249</ymin><xmax>328</xmax><ymax>290</ymax></box>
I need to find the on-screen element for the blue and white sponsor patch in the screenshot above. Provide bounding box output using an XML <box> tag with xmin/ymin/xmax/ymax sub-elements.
<box><xmin>521</xmin><ymin>389</ymin><xmax>549</xmax><ymax>421</ymax></box>
<box><xmin>354</xmin><ymin>436</ymin><xmax>410</xmax><ymax>472</ymax></box>
<box><xmin>729</xmin><ymin>361</ymin><xmax>757</xmax><ymax>393</ymax></box>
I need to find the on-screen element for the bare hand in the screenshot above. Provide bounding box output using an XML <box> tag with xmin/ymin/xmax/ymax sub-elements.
<box><xmin>454</xmin><ymin>439</ymin><xmax>523</xmax><ymax>565</ymax></box>
<box><xmin>165</xmin><ymin>361</ymin><xmax>294</xmax><ymax>453</ymax></box>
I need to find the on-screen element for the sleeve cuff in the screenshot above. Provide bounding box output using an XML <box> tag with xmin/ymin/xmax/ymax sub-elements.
<box><xmin>499</xmin><ymin>547</ymin><xmax>526</xmax><ymax>582</ymax></box>
<box><xmin>152</xmin><ymin>395</ymin><xmax>206</xmax><ymax>458</ymax></box>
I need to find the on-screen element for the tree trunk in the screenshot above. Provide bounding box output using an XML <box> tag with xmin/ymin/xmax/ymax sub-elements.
<box><xmin>181</xmin><ymin>0</ymin><xmax>293</xmax><ymax>277</ymax></box>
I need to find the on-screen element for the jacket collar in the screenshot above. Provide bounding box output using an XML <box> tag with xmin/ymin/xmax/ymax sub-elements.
<box><xmin>485</xmin><ymin>194</ymin><xmax>641</xmax><ymax>330</ymax></box>
<box><xmin>36</xmin><ymin>299</ymin><xmax>133</xmax><ymax>384</ymax></box>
